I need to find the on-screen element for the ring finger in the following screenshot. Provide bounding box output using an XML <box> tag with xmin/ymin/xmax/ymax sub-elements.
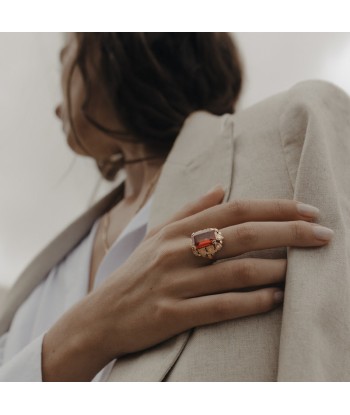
<box><xmin>186</xmin><ymin>220</ymin><xmax>333</xmax><ymax>265</ymax></box>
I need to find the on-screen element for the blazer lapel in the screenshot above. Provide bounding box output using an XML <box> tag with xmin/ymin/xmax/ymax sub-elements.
<box><xmin>0</xmin><ymin>179</ymin><xmax>125</xmax><ymax>336</ymax></box>
<box><xmin>147</xmin><ymin>111</ymin><xmax>234</xmax><ymax>231</ymax></box>
<box><xmin>107</xmin><ymin>110</ymin><xmax>235</xmax><ymax>381</ymax></box>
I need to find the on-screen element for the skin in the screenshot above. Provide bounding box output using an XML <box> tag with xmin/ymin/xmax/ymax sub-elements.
<box><xmin>43</xmin><ymin>33</ymin><xmax>335</xmax><ymax>381</ymax></box>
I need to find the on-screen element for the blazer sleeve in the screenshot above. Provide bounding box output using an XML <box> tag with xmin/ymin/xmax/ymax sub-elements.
<box><xmin>0</xmin><ymin>331</ymin><xmax>44</xmax><ymax>381</ymax></box>
<box><xmin>276</xmin><ymin>80</ymin><xmax>350</xmax><ymax>380</ymax></box>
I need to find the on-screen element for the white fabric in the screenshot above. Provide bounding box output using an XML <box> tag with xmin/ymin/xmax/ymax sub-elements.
<box><xmin>0</xmin><ymin>193</ymin><xmax>154</xmax><ymax>381</ymax></box>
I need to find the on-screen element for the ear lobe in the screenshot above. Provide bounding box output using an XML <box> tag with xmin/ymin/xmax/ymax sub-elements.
<box><xmin>97</xmin><ymin>153</ymin><xmax>124</xmax><ymax>181</ymax></box>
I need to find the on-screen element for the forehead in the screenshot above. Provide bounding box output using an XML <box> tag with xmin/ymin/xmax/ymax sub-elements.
<box><xmin>63</xmin><ymin>32</ymin><xmax>75</xmax><ymax>47</ymax></box>
<box><xmin>59</xmin><ymin>33</ymin><xmax>77</xmax><ymax>62</ymax></box>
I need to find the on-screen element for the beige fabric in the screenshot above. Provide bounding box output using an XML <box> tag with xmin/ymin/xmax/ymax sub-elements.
<box><xmin>0</xmin><ymin>286</ymin><xmax>8</xmax><ymax>304</ymax></box>
<box><xmin>1</xmin><ymin>80</ymin><xmax>349</xmax><ymax>381</ymax></box>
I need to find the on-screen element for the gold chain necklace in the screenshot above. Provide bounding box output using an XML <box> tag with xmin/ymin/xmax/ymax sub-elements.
<box><xmin>102</xmin><ymin>167</ymin><xmax>163</xmax><ymax>254</ymax></box>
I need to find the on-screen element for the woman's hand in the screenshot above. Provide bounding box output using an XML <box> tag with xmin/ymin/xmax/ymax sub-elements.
<box><xmin>42</xmin><ymin>185</ymin><xmax>333</xmax><ymax>381</ymax></box>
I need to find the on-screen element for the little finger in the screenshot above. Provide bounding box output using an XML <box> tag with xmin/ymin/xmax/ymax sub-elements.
<box><xmin>178</xmin><ymin>287</ymin><xmax>284</xmax><ymax>328</ymax></box>
<box><xmin>178</xmin><ymin>258</ymin><xmax>287</xmax><ymax>298</ymax></box>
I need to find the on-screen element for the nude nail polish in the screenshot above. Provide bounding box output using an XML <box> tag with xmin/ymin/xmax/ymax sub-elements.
<box><xmin>296</xmin><ymin>202</ymin><xmax>320</xmax><ymax>217</ymax></box>
<box><xmin>205</xmin><ymin>184</ymin><xmax>223</xmax><ymax>195</ymax></box>
<box><xmin>312</xmin><ymin>224</ymin><xmax>334</xmax><ymax>241</ymax></box>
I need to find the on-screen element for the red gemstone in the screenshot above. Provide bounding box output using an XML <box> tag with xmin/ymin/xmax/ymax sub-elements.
<box><xmin>192</xmin><ymin>229</ymin><xmax>216</xmax><ymax>249</ymax></box>
<box><xmin>197</xmin><ymin>239</ymin><xmax>212</xmax><ymax>249</ymax></box>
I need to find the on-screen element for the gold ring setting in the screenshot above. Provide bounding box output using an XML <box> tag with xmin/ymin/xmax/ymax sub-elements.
<box><xmin>191</xmin><ymin>227</ymin><xmax>224</xmax><ymax>259</ymax></box>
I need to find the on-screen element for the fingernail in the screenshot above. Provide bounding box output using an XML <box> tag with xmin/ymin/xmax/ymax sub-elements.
<box><xmin>205</xmin><ymin>184</ymin><xmax>223</xmax><ymax>195</ymax></box>
<box><xmin>274</xmin><ymin>290</ymin><xmax>284</xmax><ymax>304</ymax></box>
<box><xmin>312</xmin><ymin>224</ymin><xmax>334</xmax><ymax>241</ymax></box>
<box><xmin>296</xmin><ymin>202</ymin><xmax>320</xmax><ymax>217</ymax></box>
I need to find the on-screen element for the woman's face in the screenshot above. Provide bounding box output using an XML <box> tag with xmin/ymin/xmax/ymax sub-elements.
<box><xmin>55</xmin><ymin>33</ymin><xmax>125</xmax><ymax>161</ymax></box>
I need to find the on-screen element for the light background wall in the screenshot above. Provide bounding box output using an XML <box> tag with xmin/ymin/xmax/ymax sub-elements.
<box><xmin>0</xmin><ymin>32</ymin><xmax>349</xmax><ymax>289</ymax></box>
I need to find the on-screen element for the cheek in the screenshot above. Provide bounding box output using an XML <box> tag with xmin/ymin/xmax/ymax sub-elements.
<box><xmin>66</xmin><ymin>68</ymin><xmax>86</xmax><ymax>129</ymax></box>
<box><xmin>63</xmin><ymin>66</ymin><xmax>97</xmax><ymax>152</ymax></box>
<box><xmin>66</xmin><ymin>129</ymin><xmax>86</xmax><ymax>155</ymax></box>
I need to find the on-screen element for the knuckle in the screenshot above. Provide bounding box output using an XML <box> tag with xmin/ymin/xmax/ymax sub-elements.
<box><xmin>144</xmin><ymin>228</ymin><xmax>156</xmax><ymax>239</ymax></box>
<box><xmin>152</xmin><ymin>244</ymin><xmax>173</xmax><ymax>268</ymax></box>
<box><xmin>164</xmin><ymin>222</ymin><xmax>179</xmax><ymax>238</ymax></box>
<box><xmin>256</xmin><ymin>290</ymin><xmax>274</xmax><ymax>311</ymax></box>
<box><xmin>226</xmin><ymin>199</ymin><xmax>250</xmax><ymax>218</ymax></box>
<box><xmin>155</xmin><ymin>226</ymin><xmax>168</xmax><ymax>244</ymax></box>
<box><xmin>290</xmin><ymin>220</ymin><xmax>307</xmax><ymax>242</ymax></box>
<box><xmin>274</xmin><ymin>200</ymin><xmax>286</xmax><ymax>217</ymax></box>
<box><xmin>234</xmin><ymin>223</ymin><xmax>258</xmax><ymax>245</ymax></box>
<box><xmin>183</xmin><ymin>201</ymin><xmax>200</xmax><ymax>217</ymax></box>
<box><xmin>155</xmin><ymin>223</ymin><xmax>178</xmax><ymax>246</ymax></box>
<box><xmin>213</xmin><ymin>299</ymin><xmax>232</xmax><ymax>320</ymax></box>
<box><xmin>153</xmin><ymin>299</ymin><xmax>175</xmax><ymax>322</ymax></box>
<box><xmin>152</xmin><ymin>228</ymin><xmax>181</xmax><ymax>269</ymax></box>
<box><xmin>163</xmin><ymin>276</ymin><xmax>182</xmax><ymax>296</ymax></box>
<box><xmin>235</xmin><ymin>260</ymin><xmax>255</xmax><ymax>285</ymax></box>
<box><xmin>158</xmin><ymin>224</ymin><xmax>174</xmax><ymax>240</ymax></box>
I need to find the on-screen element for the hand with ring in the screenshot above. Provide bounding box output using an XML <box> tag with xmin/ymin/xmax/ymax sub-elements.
<box><xmin>42</xmin><ymin>185</ymin><xmax>334</xmax><ymax>381</ymax></box>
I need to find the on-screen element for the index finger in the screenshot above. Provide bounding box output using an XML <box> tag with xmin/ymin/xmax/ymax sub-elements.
<box><xmin>176</xmin><ymin>199</ymin><xmax>320</xmax><ymax>236</ymax></box>
<box><xmin>145</xmin><ymin>185</ymin><xmax>225</xmax><ymax>239</ymax></box>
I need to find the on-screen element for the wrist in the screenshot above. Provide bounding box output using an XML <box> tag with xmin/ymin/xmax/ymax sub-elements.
<box><xmin>42</xmin><ymin>293</ymin><xmax>113</xmax><ymax>381</ymax></box>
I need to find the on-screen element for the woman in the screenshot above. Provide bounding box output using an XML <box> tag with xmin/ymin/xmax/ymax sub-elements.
<box><xmin>0</xmin><ymin>33</ymin><xmax>337</xmax><ymax>381</ymax></box>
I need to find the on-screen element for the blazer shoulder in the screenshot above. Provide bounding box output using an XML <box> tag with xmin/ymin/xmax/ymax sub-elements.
<box><xmin>279</xmin><ymin>79</ymin><xmax>350</xmax><ymax>134</ymax></box>
<box><xmin>286</xmin><ymin>79</ymin><xmax>349</xmax><ymax>101</ymax></box>
<box><xmin>0</xmin><ymin>285</ymin><xmax>9</xmax><ymax>304</ymax></box>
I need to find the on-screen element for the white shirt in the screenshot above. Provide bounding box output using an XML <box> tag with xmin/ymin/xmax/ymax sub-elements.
<box><xmin>0</xmin><ymin>194</ymin><xmax>154</xmax><ymax>381</ymax></box>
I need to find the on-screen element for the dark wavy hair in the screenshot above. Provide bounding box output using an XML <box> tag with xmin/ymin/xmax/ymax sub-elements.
<box><xmin>68</xmin><ymin>33</ymin><xmax>243</xmax><ymax>178</ymax></box>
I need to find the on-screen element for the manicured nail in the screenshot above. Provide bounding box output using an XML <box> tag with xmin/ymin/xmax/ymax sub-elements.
<box><xmin>205</xmin><ymin>184</ymin><xmax>223</xmax><ymax>195</ymax></box>
<box><xmin>274</xmin><ymin>290</ymin><xmax>284</xmax><ymax>304</ymax></box>
<box><xmin>296</xmin><ymin>202</ymin><xmax>320</xmax><ymax>217</ymax></box>
<box><xmin>312</xmin><ymin>224</ymin><xmax>334</xmax><ymax>241</ymax></box>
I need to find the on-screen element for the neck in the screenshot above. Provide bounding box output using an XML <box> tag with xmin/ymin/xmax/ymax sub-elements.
<box><xmin>123</xmin><ymin>156</ymin><xmax>165</xmax><ymax>204</ymax></box>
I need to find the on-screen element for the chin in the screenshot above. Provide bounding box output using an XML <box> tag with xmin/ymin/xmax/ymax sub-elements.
<box><xmin>67</xmin><ymin>133</ymin><xmax>88</xmax><ymax>156</ymax></box>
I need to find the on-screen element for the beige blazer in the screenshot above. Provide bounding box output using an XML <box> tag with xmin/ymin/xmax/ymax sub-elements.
<box><xmin>1</xmin><ymin>80</ymin><xmax>349</xmax><ymax>381</ymax></box>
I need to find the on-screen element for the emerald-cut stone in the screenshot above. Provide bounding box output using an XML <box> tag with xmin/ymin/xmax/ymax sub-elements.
<box><xmin>192</xmin><ymin>228</ymin><xmax>216</xmax><ymax>249</ymax></box>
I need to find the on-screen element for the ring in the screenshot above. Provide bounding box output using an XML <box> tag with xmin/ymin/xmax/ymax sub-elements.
<box><xmin>191</xmin><ymin>228</ymin><xmax>224</xmax><ymax>259</ymax></box>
